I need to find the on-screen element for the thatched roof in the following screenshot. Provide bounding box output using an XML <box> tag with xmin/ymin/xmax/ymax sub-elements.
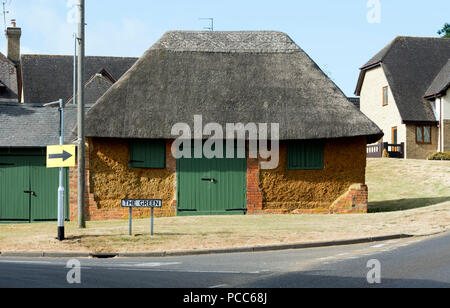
<box><xmin>425</xmin><ymin>59</ymin><xmax>450</xmax><ymax>98</ymax></box>
<box><xmin>86</xmin><ymin>31</ymin><xmax>382</xmax><ymax>143</ymax></box>
<box><xmin>21</xmin><ymin>55</ymin><xmax>137</xmax><ymax>104</ymax></box>
<box><xmin>355</xmin><ymin>37</ymin><xmax>450</xmax><ymax>123</ymax></box>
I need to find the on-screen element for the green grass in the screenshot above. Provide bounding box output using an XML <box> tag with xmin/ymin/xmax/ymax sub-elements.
<box><xmin>366</xmin><ymin>158</ymin><xmax>450</xmax><ymax>213</ymax></box>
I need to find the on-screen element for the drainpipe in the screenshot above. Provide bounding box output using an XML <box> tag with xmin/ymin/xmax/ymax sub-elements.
<box><xmin>436</xmin><ymin>94</ymin><xmax>443</xmax><ymax>153</ymax></box>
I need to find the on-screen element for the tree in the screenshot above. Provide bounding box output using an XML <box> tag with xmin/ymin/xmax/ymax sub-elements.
<box><xmin>438</xmin><ymin>23</ymin><xmax>450</xmax><ymax>38</ymax></box>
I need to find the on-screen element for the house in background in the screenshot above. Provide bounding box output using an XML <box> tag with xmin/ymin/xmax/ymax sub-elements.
<box><xmin>0</xmin><ymin>21</ymin><xmax>137</xmax><ymax>105</ymax></box>
<box><xmin>355</xmin><ymin>36</ymin><xmax>450</xmax><ymax>159</ymax></box>
<box><xmin>76</xmin><ymin>31</ymin><xmax>383</xmax><ymax>220</ymax></box>
<box><xmin>0</xmin><ymin>21</ymin><xmax>137</xmax><ymax>222</ymax></box>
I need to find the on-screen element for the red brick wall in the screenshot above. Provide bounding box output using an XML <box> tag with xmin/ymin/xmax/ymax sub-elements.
<box><xmin>329</xmin><ymin>184</ymin><xmax>368</xmax><ymax>214</ymax></box>
<box><xmin>246</xmin><ymin>155</ymin><xmax>263</xmax><ymax>214</ymax></box>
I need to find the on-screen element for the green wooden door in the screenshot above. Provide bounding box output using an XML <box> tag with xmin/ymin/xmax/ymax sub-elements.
<box><xmin>209</xmin><ymin>157</ymin><xmax>247</xmax><ymax>215</ymax></box>
<box><xmin>0</xmin><ymin>154</ymin><xmax>69</xmax><ymax>222</ymax></box>
<box><xmin>177</xmin><ymin>144</ymin><xmax>247</xmax><ymax>216</ymax></box>
<box><xmin>177</xmin><ymin>156</ymin><xmax>212</xmax><ymax>215</ymax></box>
<box><xmin>0</xmin><ymin>157</ymin><xmax>30</xmax><ymax>221</ymax></box>
<box><xmin>29</xmin><ymin>156</ymin><xmax>58</xmax><ymax>221</ymax></box>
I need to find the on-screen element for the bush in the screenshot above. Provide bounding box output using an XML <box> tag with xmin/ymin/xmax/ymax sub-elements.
<box><xmin>427</xmin><ymin>152</ymin><xmax>450</xmax><ymax>160</ymax></box>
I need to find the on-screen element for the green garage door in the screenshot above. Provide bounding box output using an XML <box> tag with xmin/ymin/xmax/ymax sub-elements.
<box><xmin>0</xmin><ymin>152</ymin><xmax>69</xmax><ymax>222</ymax></box>
<box><xmin>177</xmin><ymin>145</ymin><xmax>247</xmax><ymax>216</ymax></box>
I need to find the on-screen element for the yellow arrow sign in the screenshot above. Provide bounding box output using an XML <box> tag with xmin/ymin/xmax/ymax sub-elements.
<box><xmin>47</xmin><ymin>145</ymin><xmax>76</xmax><ymax>168</ymax></box>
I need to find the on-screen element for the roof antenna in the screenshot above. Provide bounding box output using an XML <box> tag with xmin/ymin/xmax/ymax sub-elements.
<box><xmin>199</xmin><ymin>18</ymin><xmax>214</xmax><ymax>31</ymax></box>
<box><xmin>2</xmin><ymin>1</ymin><xmax>10</xmax><ymax>33</ymax></box>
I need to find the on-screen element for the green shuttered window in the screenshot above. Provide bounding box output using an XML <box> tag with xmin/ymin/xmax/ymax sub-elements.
<box><xmin>287</xmin><ymin>141</ymin><xmax>324</xmax><ymax>170</ymax></box>
<box><xmin>130</xmin><ymin>140</ymin><xmax>166</xmax><ymax>169</ymax></box>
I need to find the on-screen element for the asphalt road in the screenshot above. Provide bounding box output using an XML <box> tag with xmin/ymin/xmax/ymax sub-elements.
<box><xmin>0</xmin><ymin>232</ymin><xmax>449</xmax><ymax>288</ymax></box>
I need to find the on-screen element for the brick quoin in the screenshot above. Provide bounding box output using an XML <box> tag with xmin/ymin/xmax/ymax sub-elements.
<box><xmin>246</xmin><ymin>155</ymin><xmax>263</xmax><ymax>214</ymax></box>
<box><xmin>329</xmin><ymin>184</ymin><xmax>368</xmax><ymax>214</ymax></box>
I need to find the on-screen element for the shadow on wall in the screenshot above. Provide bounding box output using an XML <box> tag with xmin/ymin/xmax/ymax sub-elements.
<box><xmin>368</xmin><ymin>197</ymin><xmax>450</xmax><ymax>213</ymax></box>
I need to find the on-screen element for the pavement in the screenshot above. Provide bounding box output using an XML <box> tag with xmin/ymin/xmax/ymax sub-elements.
<box><xmin>0</xmin><ymin>231</ymin><xmax>449</xmax><ymax>288</ymax></box>
<box><xmin>0</xmin><ymin>233</ymin><xmax>415</xmax><ymax>258</ymax></box>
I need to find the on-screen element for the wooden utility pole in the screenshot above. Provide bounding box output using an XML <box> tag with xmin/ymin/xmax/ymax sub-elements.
<box><xmin>77</xmin><ymin>0</ymin><xmax>86</xmax><ymax>228</ymax></box>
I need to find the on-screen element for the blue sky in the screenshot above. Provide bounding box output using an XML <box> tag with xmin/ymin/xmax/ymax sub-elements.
<box><xmin>1</xmin><ymin>0</ymin><xmax>448</xmax><ymax>96</ymax></box>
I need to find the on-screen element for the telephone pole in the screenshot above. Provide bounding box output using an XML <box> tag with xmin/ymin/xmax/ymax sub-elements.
<box><xmin>77</xmin><ymin>0</ymin><xmax>86</xmax><ymax>228</ymax></box>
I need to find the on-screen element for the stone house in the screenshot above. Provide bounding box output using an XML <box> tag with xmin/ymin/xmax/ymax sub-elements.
<box><xmin>74</xmin><ymin>31</ymin><xmax>383</xmax><ymax>220</ymax></box>
<box><xmin>355</xmin><ymin>36</ymin><xmax>450</xmax><ymax>159</ymax></box>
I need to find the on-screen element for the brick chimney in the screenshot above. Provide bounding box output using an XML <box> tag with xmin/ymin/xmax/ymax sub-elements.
<box><xmin>6</xmin><ymin>19</ymin><xmax>21</xmax><ymax>64</ymax></box>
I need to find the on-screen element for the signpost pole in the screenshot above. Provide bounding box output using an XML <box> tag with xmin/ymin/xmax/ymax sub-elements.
<box><xmin>129</xmin><ymin>207</ymin><xmax>133</xmax><ymax>236</ymax></box>
<box><xmin>57</xmin><ymin>99</ymin><xmax>65</xmax><ymax>241</ymax></box>
<box><xmin>77</xmin><ymin>0</ymin><xmax>86</xmax><ymax>229</ymax></box>
<box><xmin>151</xmin><ymin>208</ymin><xmax>154</xmax><ymax>236</ymax></box>
<box><xmin>121</xmin><ymin>199</ymin><xmax>162</xmax><ymax>237</ymax></box>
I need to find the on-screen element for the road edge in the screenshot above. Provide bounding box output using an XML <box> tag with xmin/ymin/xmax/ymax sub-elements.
<box><xmin>1</xmin><ymin>233</ymin><xmax>436</xmax><ymax>259</ymax></box>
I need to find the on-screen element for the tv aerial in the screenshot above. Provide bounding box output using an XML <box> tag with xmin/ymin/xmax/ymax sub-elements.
<box><xmin>199</xmin><ymin>18</ymin><xmax>214</xmax><ymax>31</ymax></box>
<box><xmin>2</xmin><ymin>0</ymin><xmax>12</xmax><ymax>32</ymax></box>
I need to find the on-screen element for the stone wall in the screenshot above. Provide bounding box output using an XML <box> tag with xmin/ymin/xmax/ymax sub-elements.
<box><xmin>70</xmin><ymin>137</ymin><xmax>369</xmax><ymax>220</ymax></box>
<box><xmin>258</xmin><ymin>137</ymin><xmax>368</xmax><ymax>214</ymax></box>
<box><xmin>70</xmin><ymin>138</ymin><xmax>177</xmax><ymax>221</ymax></box>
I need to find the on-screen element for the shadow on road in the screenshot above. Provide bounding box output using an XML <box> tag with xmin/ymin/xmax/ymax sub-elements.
<box><xmin>237</xmin><ymin>270</ymin><xmax>450</xmax><ymax>288</ymax></box>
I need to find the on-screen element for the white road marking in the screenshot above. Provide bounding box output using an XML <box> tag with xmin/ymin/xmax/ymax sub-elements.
<box><xmin>371</xmin><ymin>243</ymin><xmax>388</xmax><ymax>248</ymax></box>
<box><xmin>105</xmin><ymin>268</ymin><xmax>262</xmax><ymax>274</ymax></box>
<box><xmin>209</xmin><ymin>284</ymin><xmax>228</xmax><ymax>289</ymax></box>
<box><xmin>0</xmin><ymin>260</ymin><xmax>52</xmax><ymax>265</ymax></box>
<box><xmin>134</xmin><ymin>262</ymin><xmax>181</xmax><ymax>267</ymax></box>
<box><xmin>319</xmin><ymin>257</ymin><xmax>335</xmax><ymax>261</ymax></box>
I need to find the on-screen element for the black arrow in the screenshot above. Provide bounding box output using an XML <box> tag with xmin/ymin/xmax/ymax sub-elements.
<box><xmin>49</xmin><ymin>151</ymin><xmax>73</xmax><ymax>162</ymax></box>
